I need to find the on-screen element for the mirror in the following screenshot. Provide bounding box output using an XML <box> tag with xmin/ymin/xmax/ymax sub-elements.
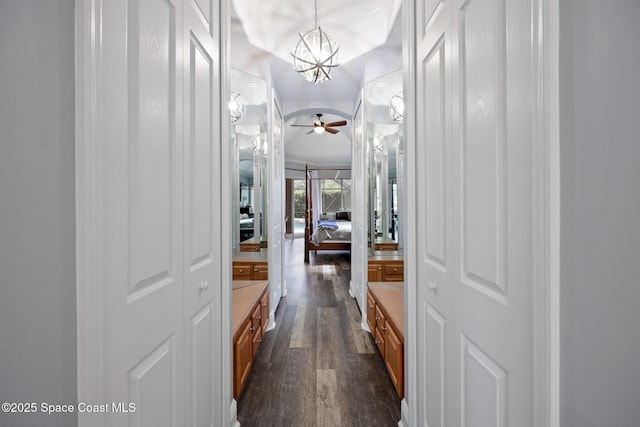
<box><xmin>366</xmin><ymin>69</ymin><xmax>403</xmax><ymax>253</ymax></box>
<box><xmin>231</xmin><ymin>68</ymin><xmax>268</xmax><ymax>253</ymax></box>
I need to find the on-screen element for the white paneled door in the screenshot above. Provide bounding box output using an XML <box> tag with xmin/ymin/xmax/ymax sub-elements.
<box><xmin>77</xmin><ymin>0</ymin><xmax>224</xmax><ymax>426</ymax></box>
<box><xmin>413</xmin><ymin>0</ymin><xmax>537</xmax><ymax>425</ymax></box>
<box><xmin>183</xmin><ymin>1</ymin><xmax>221</xmax><ymax>426</ymax></box>
<box><xmin>269</xmin><ymin>96</ymin><xmax>285</xmax><ymax>308</ymax></box>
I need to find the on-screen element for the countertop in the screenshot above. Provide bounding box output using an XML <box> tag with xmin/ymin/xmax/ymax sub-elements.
<box><xmin>232</xmin><ymin>280</ymin><xmax>268</xmax><ymax>338</ymax></box>
<box><xmin>368</xmin><ymin>282</ymin><xmax>404</xmax><ymax>339</ymax></box>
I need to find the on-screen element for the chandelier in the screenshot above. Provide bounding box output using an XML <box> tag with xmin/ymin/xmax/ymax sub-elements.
<box><xmin>229</xmin><ymin>92</ymin><xmax>246</xmax><ymax>125</ymax></box>
<box><xmin>290</xmin><ymin>0</ymin><xmax>339</xmax><ymax>84</ymax></box>
<box><xmin>389</xmin><ymin>92</ymin><xmax>404</xmax><ymax>124</ymax></box>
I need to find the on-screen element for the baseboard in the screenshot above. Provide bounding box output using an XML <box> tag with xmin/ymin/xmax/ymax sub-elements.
<box><xmin>398</xmin><ymin>399</ymin><xmax>409</xmax><ymax>427</ymax></box>
<box><xmin>229</xmin><ymin>399</ymin><xmax>240</xmax><ymax>427</ymax></box>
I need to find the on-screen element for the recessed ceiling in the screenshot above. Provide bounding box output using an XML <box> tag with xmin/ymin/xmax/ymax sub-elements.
<box><xmin>232</xmin><ymin>0</ymin><xmax>401</xmax><ymax>65</ymax></box>
<box><xmin>285</xmin><ymin>112</ymin><xmax>352</xmax><ymax>167</ymax></box>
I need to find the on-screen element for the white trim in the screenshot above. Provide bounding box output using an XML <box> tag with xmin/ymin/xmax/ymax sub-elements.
<box><xmin>75</xmin><ymin>1</ymin><xmax>106</xmax><ymax>426</ymax></box>
<box><xmin>219</xmin><ymin>0</ymin><xmax>235</xmax><ymax>425</ymax></box>
<box><xmin>398</xmin><ymin>398</ymin><xmax>410</xmax><ymax>427</ymax></box>
<box><xmin>543</xmin><ymin>0</ymin><xmax>561</xmax><ymax>425</ymax></box>
<box><xmin>401</xmin><ymin>0</ymin><xmax>418</xmax><ymax>424</ymax></box>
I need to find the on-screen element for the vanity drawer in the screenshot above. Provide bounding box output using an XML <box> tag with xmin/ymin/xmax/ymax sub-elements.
<box><xmin>233</xmin><ymin>264</ymin><xmax>252</xmax><ymax>279</ymax></box>
<box><xmin>384</xmin><ymin>263</ymin><xmax>404</xmax><ymax>281</ymax></box>
<box><xmin>252</xmin><ymin>263</ymin><xmax>268</xmax><ymax>280</ymax></box>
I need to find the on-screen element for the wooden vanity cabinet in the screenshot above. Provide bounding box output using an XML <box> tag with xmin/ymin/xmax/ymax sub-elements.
<box><xmin>233</xmin><ymin>282</ymin><xmax>269</xmax><ymax>399</ymax></box>
<box><xmin>366</xmin><ymin>285</ymin><xmax>404</xmax><ymax>398</ymax></box>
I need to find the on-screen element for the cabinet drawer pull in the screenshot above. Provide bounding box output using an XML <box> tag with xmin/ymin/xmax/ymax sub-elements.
<box><xmin>393</xmin><ymin>268</ymin><xmax>397</xmax><ymax>272</ymax></box>
<box><xmin>239</xmin><ymin>269</ymin><xmax>243</xmax><ymax>273</ymax></box>
<box><xmin>250</xmin><ymin>326</ymin><xmax>256</xmax><ymax>332</ymax></box>
<box><xmin>254</xmin><ymin>268</ymin><xmax>259</xmax><ymax>272</ymax></box>
<box><xmin>381</xmin><ymin>326</ymin><xmax>387</xmax><ymax>331</ymax></box>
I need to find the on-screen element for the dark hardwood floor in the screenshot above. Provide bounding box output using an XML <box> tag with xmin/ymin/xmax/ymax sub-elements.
<box><xmin>237</xmin><ymin>238</ymin><xmax>402</xmax><ymax>427</ymax></box>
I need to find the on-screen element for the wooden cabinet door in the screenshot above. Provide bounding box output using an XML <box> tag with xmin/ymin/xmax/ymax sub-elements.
<box><xmin>374</xmin><ymin>305</ymin><xmax>386</xmax><ymax>358</ymax></box>
<box><xmin>252</xmin><ymin>325</ymin><xmax>263</xmax><ymax>358</ymax></box>
<box><xmin>385</xmin><ymin>324</ymin><xmax>404</xmax><ymax>398</ymax></box>
<box><xmin>234</xmin><ymin>321</ymin><xmax>252</xmax><ymax>399</ymax></box>
<box><xmin>366</xmin><ymin>291</ymin><xmax>377</xmax><ymax>332</ymax></box>
<box><xmin>368</xmin><ymin>262</ymin><xmax>383</xmax><ymax>282</ymax></box>
<box><xmin>260</xmin><ymin>291</ymin><xmax>269</xmax><ymax>331</ymax></box>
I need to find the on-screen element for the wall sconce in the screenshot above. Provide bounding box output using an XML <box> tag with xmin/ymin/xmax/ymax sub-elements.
<box><xmin>389</xmin><ymin>92</ymin><xmax>404</xmax><ymax>124</ymax></box>
<box><xmin>229</xmin><ymin>92</ymin><xmax>246</xmax><ymax>125</ymax></box>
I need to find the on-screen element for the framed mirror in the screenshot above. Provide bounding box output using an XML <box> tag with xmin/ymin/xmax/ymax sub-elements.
<box><xmin>365</xmin><ymin>69</ymin><xmax>403</xmax><ymax>253</ymax></box>
<box><xmin>231</xmin><ymin>68</ymin><xmax>268</xmax><ymax>253</ymax></box>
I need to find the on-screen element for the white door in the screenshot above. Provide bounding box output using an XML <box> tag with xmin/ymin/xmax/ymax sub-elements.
<box><xmin>414</xmin><ymin>0</ymin><xmax>536</xmax><ymax>425</ymax></box>
<box><xmin>351</xmin><ymin>99</ymin><xmax>368</xmax><ymax>311</ymax></box>
<box><xmin>77</xmin><ymin>1</ymin><xmax>224</xmax><ymax>426</ymax></box>
<box><xmin>98</xmin><ymin>1</ymin><xmax>186</xmax><ymax>425</ymax></box>
<box><xmin>183</xmin><ymin>1</ymin><xmax>222</xmax><ymax>426</ymax></box>
<box><xmin>269</xmin><ymin>96</ymin><xmax>285</xmax><ymax>307</ymax></box>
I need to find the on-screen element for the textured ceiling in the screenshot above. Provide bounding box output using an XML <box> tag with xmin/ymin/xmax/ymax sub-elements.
<box><xmin>230</xmin><ymin>0</ymin><xmax>403</xmax><ymax>167</ymax></box>
<box><xmin>232</xmin><ymin>0</ymin><xmax>401</xmax><ymax>65</ymax></box>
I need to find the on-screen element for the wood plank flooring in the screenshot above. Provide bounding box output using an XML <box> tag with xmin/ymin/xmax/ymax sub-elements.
<box><xmin>237</xmin><ymin>238</ymin><xmax>401</xmax><ymax>427</ymax></box>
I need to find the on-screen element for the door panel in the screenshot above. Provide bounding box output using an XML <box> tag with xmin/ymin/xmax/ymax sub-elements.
<box><xmin>127</xmin><ymin>0</ymin><xmax>176</xmax><ymax>301</ymax></box>
<box><xmin>425</xmin><ymin>302</ymin><xmax>446</xmax><ymax>427</ymax></box>
<box><xmin>190</xmin><ymin>306</ymin><xmax>213</xmax><ymax>427</ymax></box>
<box><xmin>459</xmin><ymin>0</ymin><xmax>507</xmax><ymax>302</ymax></box>
<box><xmin>128</xmin><ymin>339</ymin><xmax>173</xmax><ymax>427</ymax></box>
<box><xmin>461</xmin><ymin>335</ymin><xmax>507</xmax><ymax>427</ymax></box>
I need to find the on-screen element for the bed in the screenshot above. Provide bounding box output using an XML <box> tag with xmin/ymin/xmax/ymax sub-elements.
<box><xmin>304</xmin><ymin>165</ymin><xmax>352</xmax><ymax>262</ymax></box>
<box><xmin>239</xmin><ymin>214</ymin><xmax>254</xmax><ymax>241</ymax></box>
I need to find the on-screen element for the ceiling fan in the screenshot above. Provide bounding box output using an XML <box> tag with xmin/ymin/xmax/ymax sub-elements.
<box><xmin>290</xmin><ymin>113</ymin><xmax>347</xmax><ymax>135</ymax></box>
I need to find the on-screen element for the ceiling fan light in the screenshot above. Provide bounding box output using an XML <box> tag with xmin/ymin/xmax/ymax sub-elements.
<box><xmin>229</xmin><ymin>92</ymin><xmax>246</xmax><ymax>125</ymax></box>
<box><xmin>313</xmin><ymin>125</ymin><xmax>325</xmax><ymax>134</ymax></box>
<box><xmin>389</xmin><ymin>92</ymin><xmax>404</xmax><ymax>124</ymax></box>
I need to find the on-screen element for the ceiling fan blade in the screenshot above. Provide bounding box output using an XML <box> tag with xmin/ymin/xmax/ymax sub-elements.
<box><xmin>290</xmin><ymin>124</ymin><xmax>314</xmax><ymax>127</ymax></box>
<box><xmin>325</xmin><ymin>127</ymin><xmax>339</xmax><ymax>134</ymax></box>
<box><xmin>306</xmin><ymin>129</ymin><xmax>315</xmax><ymax>135</ymax></box>
<box><xmin>325</xmin><ymin>120</ymin><xmax>347</xmax><ymax>127</ymax></box>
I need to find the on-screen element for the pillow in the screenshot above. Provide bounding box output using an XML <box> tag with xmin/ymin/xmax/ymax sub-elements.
<box><xmin>326</xmin><ymin>212</ymin><xmax>337</xmax><ymax>220</ymax></box>
<box><xmin>241</xmin><ymin>213</ymin><xmax>249</xmax><ymax>219</ymax></box>
<box><xmin>336</xmin><ymin>211</ymin><xmax>350</xmax><ymax>221</ymax></box>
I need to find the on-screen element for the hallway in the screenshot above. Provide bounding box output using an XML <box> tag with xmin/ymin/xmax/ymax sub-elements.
<box><xmin>237</xmin><ymin>239</ymin><xmax>401</xmax><ymax>426</ymax></box>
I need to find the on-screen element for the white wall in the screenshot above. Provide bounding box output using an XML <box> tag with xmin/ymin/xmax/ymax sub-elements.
<box><xmin>0</xmin><ymin>2</ymin><xmax>77</xmax><ymax>426</ymax></box>
<box><xmin>560</xmin><ymin>1</ymin><xmax>640</xmax><ymax>426</ymax></box>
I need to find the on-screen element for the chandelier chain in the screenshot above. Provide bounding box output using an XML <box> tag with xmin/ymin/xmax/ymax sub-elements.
<box><xmin>314</xmin><ymin>0</ymin><xmax>318</xmax><ymax>28</ymax></box>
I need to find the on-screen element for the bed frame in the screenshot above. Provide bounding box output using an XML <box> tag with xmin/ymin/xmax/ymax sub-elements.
<box><xmin>304</xmin><ymin>165</ymin><xmax>351</xmax><ymax>263</ymax></box>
